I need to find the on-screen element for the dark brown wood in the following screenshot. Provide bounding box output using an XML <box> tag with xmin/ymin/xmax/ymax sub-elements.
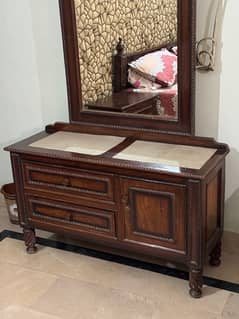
<box><xmin>189</xmin><ymin>269</ymin><xmax>203</xmax><ymax>298</ymax></box>
<box><xmin>206</xmin><ymin>175</ymin><xmax>219</xmax><ymax>240</ymax></box>
<box><xmin>59</xmin><ymin>0</ymin><xmax>82</xmax><ymax>121</ymax></box>
<box><xmin>120</xmin><ymin>178</ymin><xmax>187</xmax><ymax>255</ymax></box>
<box><xmin>22</xmin><ymin>161</ymin><xmax>115</xmax><ymax>202</ymax></box>
<box><xmin>6</xmin><ymin>128</ymin><xmax>229</xmax><ymax>298</ymax></box>
<box><xmin>23</xmin><ymin>227</ymin><xmax>37</xmax><ymax>254</ymax></box>
<box><xmin>58</xmin><ymin>0</ymin><xmax>196</xmax><ymax>135</ymax></box>
<box><xmin>86</xmin><ymin>90</ymin><xmax>158</xmax><ymax>114</ymax></box>
<box><xmin>187</xmin><ymin>179</ymin><xmax>204</xmax><ymax>297</ymax></box>
<box><xmin>26</xmin><ymin>195</ymin><xmax>116</xmax><ymax>239</ymax></box>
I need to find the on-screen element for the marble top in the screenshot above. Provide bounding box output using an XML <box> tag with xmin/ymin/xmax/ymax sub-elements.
<box><xmin>114</xmin><ymin>140</ymin><xmax>216</xmax><ymax>170</ymax></box>
<box><xmin>30</xmin><ymin>132</ymin><xmax>124</xmax><ymax>156</ymax></box>
<box><xmin>30</xmin><ymin>132</ymin><xmax>217</xmax><ymax>170</ymax></box>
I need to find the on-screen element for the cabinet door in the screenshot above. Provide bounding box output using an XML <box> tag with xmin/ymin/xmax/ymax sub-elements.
<box><xmin>120</xmin><ymin>178</ymin><xmax>187</xmax><ymax>255</ymax></box>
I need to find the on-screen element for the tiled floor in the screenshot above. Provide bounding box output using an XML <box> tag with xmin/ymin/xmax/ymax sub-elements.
<box><xmin>0</xmin><ymin>194</ymin><xmax>239</xmax><ymax>319</ymax></box>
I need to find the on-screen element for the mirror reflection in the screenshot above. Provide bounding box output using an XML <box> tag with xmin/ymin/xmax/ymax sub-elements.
<box><xmin>74</xmin><ymin>0</ymin><xmax>177</xmax><ymax>119</ymax></box>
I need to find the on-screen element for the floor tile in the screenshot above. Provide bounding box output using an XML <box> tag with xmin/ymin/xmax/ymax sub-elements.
<box><xmin>0</xmin><ymin>261</ymin><xmax>58</xmax><ymax>310</ymax></box>
<box><xmin>0</xmin><ymin>305</ymin><xmax>62</xmax><ymax>319</ymax></box>
<box><xmin>0</xmin><ymin>203</ymin><xmax>238</xmax><ymax>318</ymax></box>
<box><xmin>222</xmin><ymin>293</ymin><xmax>239</xmax><ymax>318</ymax></box>
<box><xmin>32</xmin><ymin>276</ymin><xmax>156</xmax><ymax>319</ymax></box>
<box><xmin>0</xmin><ymin>238</ymin><xmax>230</xmax><ymax>315</ymax></box>
<box><xmin>152</xmin><ymin>307</ymin><xmax>221</xmax><ymax>319</ymax></box>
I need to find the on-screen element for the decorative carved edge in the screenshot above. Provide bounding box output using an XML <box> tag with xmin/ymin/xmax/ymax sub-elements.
<box><xmin>6</xmin><ymin>123</ymin><xmax>229</xmax><ymax>182</ymax></box>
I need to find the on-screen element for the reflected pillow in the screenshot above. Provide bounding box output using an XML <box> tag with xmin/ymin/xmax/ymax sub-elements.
<box><xmin>128</xmin><ymin>68</ymin><xmax>162</xmax><ymax>90</ymax></box>
<box><xmin>129</xmin><ymin>48</ymin><xmax>177</xmax><ymax>87</ymax></box>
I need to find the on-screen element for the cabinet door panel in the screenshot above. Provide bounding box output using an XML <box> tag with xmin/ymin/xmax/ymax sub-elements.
<box><xmin>120</xmin><ymin>178</ymin><xmax>187</xmax><ymax>255</ymax></box>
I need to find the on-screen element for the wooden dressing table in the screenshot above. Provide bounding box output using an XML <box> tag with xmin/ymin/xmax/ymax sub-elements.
<box><xmin>6</xmin><ymin>123</ymin><xmax>229</xmax><ymax>298</ymax></box>
<box><xmin>5</xmin><ymin>0</ymin><xmax>229</xmax><ymax>298</ymax></box>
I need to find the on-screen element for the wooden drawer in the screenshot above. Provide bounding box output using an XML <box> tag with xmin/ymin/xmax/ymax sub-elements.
<box><xmin>120</xmin><ymin>178</ymin><xmax>187</xmax><ymax>256</ymax></box>
<box><xmin>25</xmin><ymin>195</ymin><xmax>116</xmax><ymax>238</ymax></box>
<box><xmin>22</xmin><ymin>161</ymin><xmax>114</xmax><ymax>202</ymax></box>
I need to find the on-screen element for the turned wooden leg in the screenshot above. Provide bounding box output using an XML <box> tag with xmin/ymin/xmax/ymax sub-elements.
<box><xmin>209</xmin><ymin>240</ymin><xmax>222</xmax><ymax>266</ymax></box>
<box><xmin>23</xmin><ymin>227</ymin><xmax>37</xmax><ymax>254</ymax></box>
<box><xmin>189</xmin><ymin>269</ymin><xmax>203</xmax><ymax>298</ymax></box>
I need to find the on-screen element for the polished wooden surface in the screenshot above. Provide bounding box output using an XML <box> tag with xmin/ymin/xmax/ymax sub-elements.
<box><xmin>86</xmin><ymin>90</ymin><xmax>158</xmax><ymax>114</ymax></box>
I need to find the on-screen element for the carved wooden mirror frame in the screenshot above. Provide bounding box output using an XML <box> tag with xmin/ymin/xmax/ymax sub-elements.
<box><xmin>59</xmin><ymin>0</ymin><xmax>196</xmax><ymax>135</ymax></box>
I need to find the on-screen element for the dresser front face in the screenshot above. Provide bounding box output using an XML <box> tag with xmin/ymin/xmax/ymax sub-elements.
<box><xmin>14</xmin><ymin>154</ymin><xmax>192</xmax><ymax>260</ymax></box>
<box><xmin>9</xmin><ymin>140</ymin><xmax>226</xmax><ymax>271</ymax></box>
<box><xmin>19</xmin><ymin>159</ymin><xmax>118</xmax><ymax>241</ymax></box>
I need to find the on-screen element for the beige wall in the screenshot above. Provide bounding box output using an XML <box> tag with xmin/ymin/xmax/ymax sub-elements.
<box><xmin>0</xmin><ymin>0</ymin><xmax>68</xmax><ymax>186</ymax></box>
<box><xmin>196</xmin><ymin>0</ymin><xmax>239</xmax><ymax>232</ymax></box>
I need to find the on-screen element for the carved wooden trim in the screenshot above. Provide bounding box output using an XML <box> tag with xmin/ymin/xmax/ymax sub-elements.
<box><xmin>26</xmin><ymin>196</ymin><xmax>116</xmax><ymax>238</ymax></box>
<box><xmin>188</xmin><ymin>179</ymin><xmax>204</xmax><ymax>269</ymax></box>
<box><xmin>189</xmin><ymin>268</ymin><xmax>203</xmax><ymax>298</ymax></box>
<box><xmin>10</xmin><ymin>153</ymin><xmax>28</xmax><ymax>227</ymax></box>
<box><xmin>59</xmin><ymin>0</ymin><xmax>82</xmax><ymax>120</ymax></box>
<box><xmin>22</xmin><ymin>161</ymin><xmax>114</xmax><ymax>201</ymax></box>
<box><xmin>23</xmin><ymin>227</ymin><xmax>37</xmax><ymax>254</ymax></box>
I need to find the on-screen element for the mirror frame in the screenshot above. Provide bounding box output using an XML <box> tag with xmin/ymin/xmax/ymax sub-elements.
<box><xmin>59</xmin><ymin>0</ymin><xmax>196</xmax><ymax>135</ymax></box>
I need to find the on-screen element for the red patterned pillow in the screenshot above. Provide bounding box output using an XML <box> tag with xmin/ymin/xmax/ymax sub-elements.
<box><xmin>128</xmin><ymin>68</ymin><xmax>162</xmax><ymax>90</ymax></box>
<box><xmin>129</xmin><ymin>48</ymin><xmax>177</xmax><ymax>87</ymax></box>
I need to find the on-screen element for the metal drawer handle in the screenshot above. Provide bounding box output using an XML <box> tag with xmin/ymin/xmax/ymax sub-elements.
<box><xmin>122</xmin><ymin>194</ymin><xmax>130</xmax><ymax>214</ymax></box>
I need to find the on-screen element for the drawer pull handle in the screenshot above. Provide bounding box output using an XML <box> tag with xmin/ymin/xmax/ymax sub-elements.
<box><xmin>122</xmin><ymin>195</ymin><xmax>130</xmax><ymax>214</ymax></box>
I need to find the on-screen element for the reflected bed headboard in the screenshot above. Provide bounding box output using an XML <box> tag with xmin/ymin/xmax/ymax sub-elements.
<box><xmin>112</xmin><ymin>38</ymin><xmax>176</xmax><ymax>92</ymax></box>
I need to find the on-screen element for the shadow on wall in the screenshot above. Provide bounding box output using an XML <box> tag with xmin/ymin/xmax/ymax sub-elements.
<box><xmin>225</xmin><ymin>188</ymin><xmax>239</xmax><ymax>233</ymax></box>
<box><xmin>224</xmin><ymin>147</ymin><xmax>239</xmax><ymax>233</ymax></box>
<box><xmin>196</xmin><ymin>0</ymin><xmax>227</xmax><ymax>138</ymax></box>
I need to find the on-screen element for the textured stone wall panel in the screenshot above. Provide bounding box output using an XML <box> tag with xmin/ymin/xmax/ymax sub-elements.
<box><xmin>74</xmin><ymin>0</ymin><xmax>177</xmax><ymax>103</ymax></box>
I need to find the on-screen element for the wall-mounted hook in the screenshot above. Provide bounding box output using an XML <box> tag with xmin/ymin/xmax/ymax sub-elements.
<box><xmin>196</xmin><ymin>37</ymin><xmax>216</xmax><ymax>71</ymax></box>
<box><xmin>196</xmin><ymin>0</ymin><xmax>223</xmax><ymax>72</ymax></box>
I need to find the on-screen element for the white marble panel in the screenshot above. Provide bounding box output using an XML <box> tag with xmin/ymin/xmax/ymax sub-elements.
<box><xmin>114</xmin><ymin>141</ymin><xmax>216</xmax><ymax>169</ymax></box>
<box><xmin>30</xmin><ymin>132</ymin><xmax>124</xmax><ymax>155</ymax></box>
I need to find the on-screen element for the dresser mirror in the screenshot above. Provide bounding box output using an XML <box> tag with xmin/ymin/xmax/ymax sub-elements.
<box><xmin>60</xmin><ymin>0</ymin><xmax>195</xmax><ymax>134</ymax></box>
